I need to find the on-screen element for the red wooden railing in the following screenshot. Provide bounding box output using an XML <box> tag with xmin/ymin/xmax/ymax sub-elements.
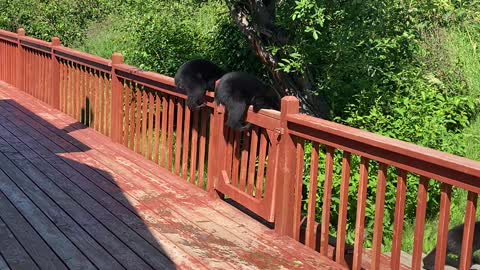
<box><xmin>1</xmin><ymin>28</ymin><xmax>479</xmax><ymax>270</ymax></box>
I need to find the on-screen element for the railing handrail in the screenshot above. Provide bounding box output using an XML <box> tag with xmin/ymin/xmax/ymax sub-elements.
<box><xmin>287</xmin><ymin>113</ymin><xmax>480</xmax><ymax>193</ymax></box>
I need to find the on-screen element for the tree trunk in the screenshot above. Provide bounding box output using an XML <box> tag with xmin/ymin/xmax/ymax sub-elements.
<box><xmin>226</xmin><ymin>0</ymin><xmax>328</xmax><ymax>118</ymax></box>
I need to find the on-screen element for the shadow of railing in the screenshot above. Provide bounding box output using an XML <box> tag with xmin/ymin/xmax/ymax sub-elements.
<box><xmin>0</xmin><ymin>99</ymin><xmax>177</xmax><ymax>269</ymax></box>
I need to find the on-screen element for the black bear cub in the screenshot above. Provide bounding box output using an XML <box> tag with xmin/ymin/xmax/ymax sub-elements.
<box><xmin>214</xmin><ymin>71</ymin><xmax>280</xmax><ymax>131</ymax></box>
<box><xmin>174</xmin><ymin>59</ymin><xmax>224</xmax><ymax>111</ymax></box>
<box><xmin>423</xmin><ymin>221</ymin><xmax>480</xmax><ymax>269</ymax></box>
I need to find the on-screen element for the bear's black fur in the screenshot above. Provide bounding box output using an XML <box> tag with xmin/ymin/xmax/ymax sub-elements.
<box><xmin>174</xmin><ymin>59</ymin><xmax>224</xmax><ymax>111</ymax></box>
<box><xmin>214</xmin><ymin>71</ymin><xmax>280</xmax><ymax>131</ymax></box>
<box><xmin>423</xmin><ymin>221</ymin><xmax>480</xmax><ymax>269</ymax></box>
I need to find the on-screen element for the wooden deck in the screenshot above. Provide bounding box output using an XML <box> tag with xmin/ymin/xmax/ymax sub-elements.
<box><xmin>0</xmin><ymin>82</ymin><xmax>343</xmax><ymax>269</ymax></box>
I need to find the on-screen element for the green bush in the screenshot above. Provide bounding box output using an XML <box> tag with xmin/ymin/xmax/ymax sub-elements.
<box><xmin>118</xmin><ymin>0</ymin><xmax>263</xmax><ymax>77</ymax></box>
<box><xmin>0</xmin><ymin>0</ymin><xmax>114</xmax><ymax>45</ymax></box>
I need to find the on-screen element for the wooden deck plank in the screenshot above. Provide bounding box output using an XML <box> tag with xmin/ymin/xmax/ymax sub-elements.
<box><xmin>0</xmin><ymin>100</ymin><xmax>245</xmax><ymax>269</ymax></box>
<box><xmin>0</xmin><ymin>103</ymin><xmax>220</xmax><ymax>269</ymax></box>
<box><xmin>0</xmin><ymin>82</ymin><xmax>343</xmax><ymax>270</ymax></box>
<box><xmin>2</xmin><ymin>100</ymin><xmax>333</xmax><ymax>270</ymax></box>
<box><xmin>0</xmin><ymin>253</ymin><xmax>10</xmax><ymax>270</ymax></box>
<box><xmin>0</xmin><ymin>170</ymin><xmax>67</xmax><ymax>270</ymax></box>
<box><xmin>0</xmin><ymin>127</ymin><xmax>153</xmax><ymax>270</ymax></box>
<box><xmin>0</xmin><ymin>152</ymin><xmax>97</xmax><ymax>270</ymax></box>
<box><xmin>0</xmin><ymin>215</ymin><xmax>38</xmax><ymax>270</ymax></box>
<box><xmin>0</xmin><ymin>117</ymin><xmax>186</xmax><ymax>270</ymax></box>
<box><xmin>2</xmin><ymin>90</ymin><xmax>340</xmax><ymax>270</ymax></box>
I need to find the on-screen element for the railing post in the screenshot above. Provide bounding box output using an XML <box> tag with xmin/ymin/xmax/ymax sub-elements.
<box><xmin>51</xmin><ymin>37</ymin><xmax>61</xmax><ymax>109</ymax></box>
<box><xmin>275</xmin><ymin>96</ymin><xmax>300</xmax><ymax>237</ymax></box>
<box><xmin>110</xmin><ymin>53</ymin><xmax>124</xmax><ymax>143</ymax></box>
<box><xmin>16</xmin><ymin>28</ymin><xmax>25</xmax><ymax>90</ymax></box>
<box><xmin>207</xmin><ymin>103</ymin><xmax>226</xmax><ymax>199</ymax></box>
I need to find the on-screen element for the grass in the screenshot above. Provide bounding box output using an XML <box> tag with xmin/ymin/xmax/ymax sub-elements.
<box><xmin>397</xmin><ymin>26</ymin><xmax>480</xmax><ymax>255</ymax></box>
<box><xmin>73</xmin><ymin>14</ymin><xmax>133</xmax><ymax>60</ymax></box>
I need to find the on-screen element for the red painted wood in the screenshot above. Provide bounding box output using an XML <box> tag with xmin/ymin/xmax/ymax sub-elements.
<box><xmin>224</xmin><ymin>129</ymin><xmax>234</xmax><ymax>185</ymax></box>
<box><xmin>434</xmin><ymin>183</ymin><xmax>452</xmax><ymax>270</ymax></box>
<box><xmin>147</xmin><ymin>92</ymin><xmax>154</xmax><ymax>160</ymax></box>
<box><xmin>412</xmin><ymin>176</ymin><xmax>429</xmax><ymax>270</ymax></box>
<box><xmin>353</xmin><ymin>156</ymin><xmax>369</xmax><ymax>270</ymax></box>
<box><xmin>167</xmin><ymin>97</ymin><xmax>175</xmax><ymax>170</ymax></box>
<box><xmin>92</xmin><ymin>68</ymin><xmax>99</xmax><ymax>131</ymax></box>
<box><xmin>104</xmin><ymin>73</ymin><xmax>111</xmax><ymax>137</ymax></box>
<box><xmin>255</xmin><ymin>129</ymin><xmax>267</xmax><ymax>199</ymax></box>
<box><xmin>16</xmin><ymin>29</ymin><xmax>25</xmax><ymax>91</ymax></box>
<box><xmin>459</xmin><ymin>192</ymin><xmax>478</xmax><ymax>270</ymax></box>
<box><xmin>232</xmin><ymin>131</ymin><xmax>241</xmax><ymax>188</ymax></box>
<box><xmin>239</xmin><ymin>131</ymin><xmax>249</xmax><ymax>192</ymax></box>
<box><xmin>123</xmin><ymin>82</ymin><xmax>131</xmax><ymax>146</ymax></box>
<box><xmin>292</xmin><ymin>138</ymin><xmax>305</xmax><ymax>241</ymax></box>
<box><xmin>0</xmin><ymin>83</ymin><xmax>345</xmax><ymax>270</ymax></box>
<box><xmin>263</xmin><ymin>130</ymin><xmax>280</xmax><ymax>222</ymax></box>
<box><xmin>153</xmin><ymin>94</ymin><xmax>161</xmax><ymax>163</ymax></box>
<box><xmin>181</xmin><ymin>107</ymin><xmax>191</xmax><ymax>179</ymax></box>
<box><xmin>134</xmin><ymin>89</ymin><xmax>141</xmax><ymax>153</ymax></box>
<box><xmin>287</xmin><ymin>114</ymin><xmax>480</xmax><ymax>194</ymax></box>
<box><xmin>247</xmin><ymin>127</ymin><xmax>259</xmax><ymax>196</ymax></box>
<box><xmin>391</xmin><ymin>169</ymin><xmax>407</xmax><ymax>270</ymax></box>
<box><xmin>174</xmin><ymin>100</ymin><xmax>184</xmax><ymax>175</ymax></box>
<box><xmin>197</xmin><ymin>109</ymin><xmax>207</xmax><ymax>188</ymax></box>
<box><xmin>335</xmin><ymin>151</ymin><xmax>351</xmax><ymax>266</ymax></box>
<box><xmin>371</xmin><ymin>163</ymin><xmax>388</xmax><ymax>270</ymax></box>
<box><xmin>141</xmin><ymin>90</ymin><xmax>148</xmax><ymax>156</ymax></box>
<box><xmin>128</xmin><ymin>84</ymin><xmax>136</xmax><ymax>150</ymax></box>
<box><xmin>320</xmin><ymin>146</ymin><xmax>334</xmax><ymax>256</ymax></box>
<box><xmin>306</xmin><ymin>142</ymin><xmax>319</xmax><ymax>249</ymax></box>
<box><xmin>189</xmin><ymin>111</ymin><xmax>199</xmax><ymax>184</ymax></box>
<box><xmin>275</xmin><ymin>97</ymin><xmax>300</xmax><ymax>237</ymax></box>
<box><xmin>160</xmin><ymin>95</ymin><xmax>168</xmax><ymax>167</ymax></box>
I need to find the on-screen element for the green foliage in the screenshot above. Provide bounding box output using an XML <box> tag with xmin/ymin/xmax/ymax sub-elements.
<box><xmin>1</xmin><ymin>0</ymin><xmax>479</xmax><ymax>254</ymax></box>
<box><xmin>114</xmin><ymin>0</ymin><xmax>262</xmax><ymax>77</ymax></box>
<box><xmin>0</xmin><ymin>0</ymin><xmax>114</xmax><ymax>46</ymax></box>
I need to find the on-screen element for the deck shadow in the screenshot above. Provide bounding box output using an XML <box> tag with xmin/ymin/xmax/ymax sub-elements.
<box><xmin>0</xmin><ymin>99</ymin><xmax>176</xmax><ymax>270</ymax></box>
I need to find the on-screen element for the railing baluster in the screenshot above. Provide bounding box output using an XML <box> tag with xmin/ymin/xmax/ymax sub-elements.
<box><xmin>353</xmin><ymin>156</ymin><xmax>369</xmax><ymax>270</ymax></box>
<box><xmin>336</xmin><ymin>151</ymin><xmax>351</xmax><ymax>266</ymax></box>
<box><xmin>231</xmin><ymin>131</ymin><xmax>241</xmax><ymax>187</ymax></box>
<box><xmin>371</xmin><ymin>162</ymin><xmax>388</xmax><ymax>269</ymax></box>
<box><xmin>239</xmin><ymin>132</ymin><xmax>249</xmax><ymax>191</ymax></box>
<box><xmin>434</xmin><ymin>183</ymin><xmax>452</xmax><ymax>269</ymax></box>
<box><xmin>247</xmin><ymin>127</ymin><xmax>259</xmax><ymax>196</ymax></box>
<box><xmin>168</xmin><ymin>97</ymin><xmax>175</xmax><ymax>170</ymax></box>
<box><xmin>412</xmin><ymin>176</ymin><xmax>429</xmax><ymax>270</ymax></box>
<box><xmin>292</xmin><ymin>138</ymin><xmax>305</xmax><ymax>241</ymax></box>
<box><xmin>189</xmin><ymin>111</ymin><xmax>199</xmax><ymax>183</ymax></box>
<box><xmin>181</xmin><ymin>106</ymin><xmax>190</xmax><ymax>179</ymax></box>
<box><xmin>16</xmin><ymin>28</ymin><xmax>25</xmax><ymax>90</ymax></box>
<box><xmin>255</xmin><ymin>130</ymin><xmax>267</xmax><ymax>199</ymax></box>
<box><xmin>123</xmin><ymin>81</ymin><xmax>131</xmax><ymax>146</ymax></box>
<box><xmin>147</xmin><ymin>91</ymin><xmax>155</xmax><ymax>159</ymax></box>
<box><xmin>160</xmin><ymin>94</ymin><xmax>168</xmax><ymax>166</ymax></box>
<box><xmin>141</xmin><ymin>90</ymin><xmax>148</xmax><ymax>155</ymax></box>
<box><xmin>459</xmin><ymin>191</ymin><xmax>478</xmax><ymax>270</ymax></box>
<box><xmin>174</xmin><ymin>99</ymin><xmax>184</xmax><ymax>175</ymax></box>
<box><xmin>320</xmin><ymin>146</ymin><xmax>334</xmax><ymax>256</ymax></box>
<box><xmin>153</xmin><ymin>94</ymin><xmax>161</xmax><ymax>163</ymax></box>
<box><xmin>306</xmin><ymin>142</ymin><xmax>320</xmax><ymax>249</ymax></box>
<box><xmin>391</xmin><ymin>169</ymin><xmax>407</xmax><ymax>270</ymax></box>
<box><xmin>198</xmin><ymin>109</ymin><xmax>208</xmax><ymax>188</ymax></box>
<box><xmin>134</xmin><ymin>88</ymin><xmax>142</xmax><ymax>152</ymax></box>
